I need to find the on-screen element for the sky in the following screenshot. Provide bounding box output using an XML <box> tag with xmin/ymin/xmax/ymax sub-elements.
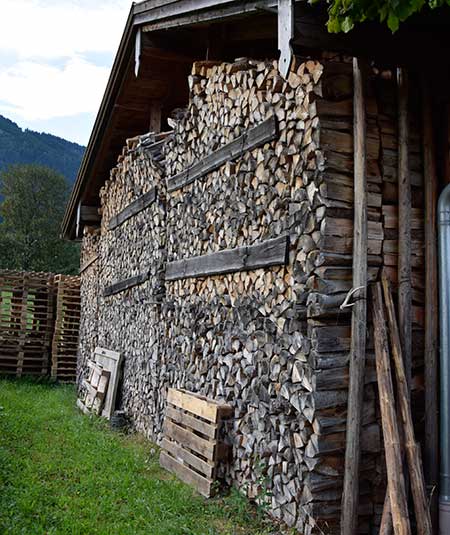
<box><xmin>0</xmin><ymin>0</ymin><xmax>132</xmax><ymax>146</ymax></box>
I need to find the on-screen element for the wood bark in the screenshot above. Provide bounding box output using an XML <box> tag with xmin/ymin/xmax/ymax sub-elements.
<box><xmin>341</xmin><ymin>57</ymin><xmax>368</xmax><ymax>535</ymax></box>
<box><xmin>422</xmin><ymin>78</ymin><xmax>439</xmax><ymax>534</ymax></box>
<box><xmin>372</xmin><ymin>282</ymin><xmax>411</xmax><ymax>535</ymax></box>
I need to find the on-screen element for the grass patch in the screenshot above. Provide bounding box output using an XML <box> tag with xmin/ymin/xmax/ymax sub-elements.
<box><xmin>0</xmin><ymin>378</ymin><xmax>280</xmax><ymax>535</ymax></box>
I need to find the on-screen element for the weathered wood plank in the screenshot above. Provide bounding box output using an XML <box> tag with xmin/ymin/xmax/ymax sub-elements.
<box><xmin>108</xmin><ymin>188</ymin><xmax>156</xmax><ymax>230</ymax></box>
<box><xmin>372</xmin><ymin>283</ymin><xmax>411</xmax><ymax>535</ymax></box>
<box><xmin>160</xmin><ymin>450</ymin><xmax>213</xmax><ymax>498</ymax></box>
<box><xmin>341</xmin><ymin>57</ymin><xmax>368</xmax><ymax>535</ymax></box>
<box><xmin>422</xmin><ymin>78</ymin><xmax>439</xmax><ymax>534</ymax></box>
<box><xmin>103</xmin><ymin>270</ymin><xmax>151</xmax><ymax>297</ymax></box>
<box><xmin>161</xmin><ymin>438</ymin><xmax>214</xmax><ymax>478</ymax></box>
<box><xmin>397</xmin><ymin>67</ymin><xmax>412</xmax><ymax>391</ymax></box>
<box><xmin>167</xmin><ymin>115</ymin><xmax>278</xmax><ymax>192</ymax></box>
<box><xmin>79</xmin><ymin>254</ymin><xmax>99</xmax><ymax>274</ymax></box>
<box><xmin>382</xmin><ymin>276</ymin><xmax>432</xmax><ymax>535</ymax></box>
<box><xmin>167</xmin><ymin>388</ymin><xmax>220</xmax><ymax>423</ymax></box>
<box><xmin>166</xmin><ymin>405</ymin><xmax>217</xmax><ymax>439</ymax></box>
<box><xmin>165</xmin><ymin>235</ymin><xmax>289</xmax><ymax>281</ymax></box>
<box><xmin>163</xmin><ymin>419</ymin><xmax>216</xmax><ymax>460</ymax></box>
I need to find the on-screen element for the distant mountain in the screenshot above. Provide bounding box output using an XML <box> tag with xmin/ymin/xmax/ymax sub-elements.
<box><xmin>0</xmin><ymin>115</ymin><xmax>85</xmax><ymax>183</ymax></box>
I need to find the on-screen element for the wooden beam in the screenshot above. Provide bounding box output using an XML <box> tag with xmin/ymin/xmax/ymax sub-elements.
<box><xmin>149</xmin><ymin>102</ymin><xmax>162</xmax><ymax>133</ymax></box>
<box><xmin>167</xmin><ymin>115</ymin><xmax>278</xmax><ymax>192</ymax></box>
<box><xmin>422</xmin><ymin>78</ymin><xmax>439</xmax><ymax>533</ymax></box>
<box><xmin>340</xmin><ymin>57</ymin><xmax>368</xmax><ymax>535</ymax></box>
<box><xmin>103</xmin><ymin>270</ymin><xmax>152</xmax><ymax>297</ymax></box>
<box><xmin>397</xmin><ymin>67</ymin><xmax>412</xmax><ymax>391</ymax></box>
<box><xmin>382</xmin><ymin>276</ymin><xmax>432</xmax><ymax>535</ymax></box>
<box><xmin>372</xmin><ymin>283</ymin><xmax>411</xmax><ymax>535</ymax></box>
<box><xmin>79</xmin><ymin>255</ymin><xmax>99</xmax><ymax>274</ymax></box>
<box><xmin>108</xmin><ymin>188</ymin><xmax>157</xmax><ymax>231</ymax></box>
<box><xmin>165</xmin><ymin>235</ymin><xmax>289</xmax><ymax>281</ymax></box>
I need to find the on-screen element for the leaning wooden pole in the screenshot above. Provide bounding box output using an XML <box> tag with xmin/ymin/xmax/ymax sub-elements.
<box><xmin>382</xmin><ymin>276</ymin><xmax>433</xmax><ymax>535</ymax></box>
<box><xmin>397</xmin><ymin>67</ymin><xmax>412</xmax><ymax>390</ymax></box>
<box><xmin>422</xmin><ymin>78</ymin><xmax>439</xmax><ymax>533</ymax></box>
<box><xmin>372</xmin><ymin>283</ymin><xmax>412</xmax><ymax>535</ymax></box>
<box><xmin>340</xmin><ymin>57</ymin><xmax>368</xmax><ymax>535</ymax></box>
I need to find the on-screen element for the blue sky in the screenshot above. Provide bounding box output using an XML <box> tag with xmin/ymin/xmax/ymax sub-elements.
<box><xmin>0</xmin><ymin>0</ymin><xmax>132</xmax><ymax>146</ymax></box>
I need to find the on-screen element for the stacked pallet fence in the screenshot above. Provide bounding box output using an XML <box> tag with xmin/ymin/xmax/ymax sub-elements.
<box><xmin>0</xmin><ymin>271</ymin><xmax>54</xmax><ymax>376</ymax></box>
<box><xmin>51</xmin><ymin>274</ymin><xmax>81</xmax><ymax>381</ymax></box>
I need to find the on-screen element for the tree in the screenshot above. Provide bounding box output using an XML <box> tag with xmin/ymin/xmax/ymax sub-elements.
<box><xmin>316</xmin><ymin>0</ymin><xmax>450</xmax><ymax>33</ymax></box>
<box><xmin>0</xmin><ymin>164</ymin><xmax>80</xmax><ymax>274</ymax></box>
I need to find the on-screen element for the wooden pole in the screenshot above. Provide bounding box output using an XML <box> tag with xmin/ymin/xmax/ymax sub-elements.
<box><xmin>382</xmin><ymin>276</ymin><xmax>433</xmax><ymax>535</ymax></box>
<box><xmin>340</xmin><ymin>56</ymin><xmax>368</xmax><ymax>535</ymax></box>
<box><xmin>422</xmin><ymin>78</ymin><xmax>439</xmax><ymax>533</ymax></box>
<box><xmin>397</xmin><ymin>67</ymin><xmax>412</xmax><ymax>390</ymax></box>
<box><xmin>380</xmin><ymin>492</ymin><xmax>393</xmax><ymax>535</ymax></box>
<box><xmin>372</xmin><ymin>283</ymin><xmax>411</xmax><ymax>535</ymax></box>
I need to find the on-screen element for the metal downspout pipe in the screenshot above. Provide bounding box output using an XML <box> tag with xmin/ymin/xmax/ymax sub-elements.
<box><xmin>438</xmin><ymin>183</ymin><xmax>450</xmax><ymax>533</ymax></box>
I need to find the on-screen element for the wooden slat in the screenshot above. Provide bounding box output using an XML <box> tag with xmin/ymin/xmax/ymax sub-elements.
<box><xmin>103</xmin><ymin>270</ymin><xmax>151</xmax><ymax>297</ymax></box>
<box><xmin>165</xmin><ymin>235</ymin><xmax>289</xmax><ymax>281</ymax></box>
<box><xmin>167</xmin><ymin>388</ymin><xmax>218</xmax><ymax>423</ymax></box>
<box><xmin>161</xmin><ymin>438</ymin><xmax>214</xmax><ymax>478</ymax></box>
<box><xmin>80</xmin><ymin>254</ymin><xmax>99</xmax><ymax>274</ymax></box>
<box><xmin>166</xmin><ymin>405</ymin><xmax>217</xmax><ymax>439</ymax></box>
<box><xmin>397</xmin><ymin>67</ymin><xmax>412</xmax><ymax>391</ymax></box>
<box><xmin>382</xmin><ymin>276</ymin><xmax>432</xmax><ymax>535</ymax></box>
<box><xmin>108</xmin><ymin>187</ymin><xmax>157</xmax><ymax>230</ymax></box>
<box><xmin>167</xmin><ymin>115</ymin><xmax>278</xmax><ymax>192</ymax></box>
<box><xmin>341</xmin><ymin>57</ymin><xmax>368</xmax><ymax>535</ymax></box>
<box><xmin>422</xmin><ymin>78</ymin><xmax>439</xmax><ymax>534</ymax></box>
<box><xmin>160</xmin><ymin>450</ymin><xmax>213</xmax><ymax>498</ymax></box>
<box><xmin>372</xmin><ymin>283</ymin><xmax>411</xmax><ymax>535</ymax></box>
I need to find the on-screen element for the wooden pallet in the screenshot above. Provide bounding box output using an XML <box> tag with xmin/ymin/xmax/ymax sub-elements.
<box><xmin>0</xmin><ymin>270</ymin><xmax>54</xmax><ymax>377</ymax></box>
<box><xmin>160</xmin><ymin>388</ymin><xmax>232</xmax><ymax>498</ymax></box>
<box><xmin>51</xmin><ymin>274</ymin><xmax>81</xmax><ymax>382</ymax></box>
<box><xmin>77</xmin><ymin>347</ymin><xmax>122</xmax><ymax>419</ymax></box>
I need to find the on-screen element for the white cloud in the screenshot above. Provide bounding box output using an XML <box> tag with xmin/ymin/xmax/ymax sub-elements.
<box><xmin>0</xmin><ymin>0</ymin><xmax>131</xmax><ymax>60</ymax></box>
<box><xmin>0</xmin><ymin>56</ymin><xmax>110</xmax><ymax>120</ymax></box>
<box><xmin>0</xmin><ymin>0</ymin><xmax>131</xmax><ymax>127</ymax></box>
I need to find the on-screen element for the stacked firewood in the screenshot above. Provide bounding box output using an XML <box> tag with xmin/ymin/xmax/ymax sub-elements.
<box><xmin>78</xmin><ymin>56</ymin><xmax>427</xmax><ymax>534</ymax></box>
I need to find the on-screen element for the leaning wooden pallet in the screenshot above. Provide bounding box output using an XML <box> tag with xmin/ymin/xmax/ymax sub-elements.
<box><xmin>160</xmin><ymin>388</ymin><xmax>232</xmax><ymax>498</ymax></box>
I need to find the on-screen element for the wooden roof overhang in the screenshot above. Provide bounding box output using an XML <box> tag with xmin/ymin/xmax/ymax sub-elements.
<box><xmin>62</xmin><ymin>0</ymin><xmax>450</xmax><ymax>240</ymax></box>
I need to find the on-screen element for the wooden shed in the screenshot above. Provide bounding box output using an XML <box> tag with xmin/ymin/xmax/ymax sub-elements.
<box><xmin>63</xmin><ymin>2</ymin><xmax>450</xmax><ymax>533</ymax></box>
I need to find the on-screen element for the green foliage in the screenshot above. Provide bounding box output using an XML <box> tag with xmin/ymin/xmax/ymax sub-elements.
<box><xmin>314</xmin><ymin>0</ymin><xmax>450</xmax><ymax>33</ymax></box>
<box><xmin>0</xmin><ymin>115</ymin><xmax>84</xmax><ymax>182</ymax></box>
<box><xmin>0</xmin><ymin>379</ymin><xmax>275</xmax><ymax>535</ymax></box>
<box><xmin>0</xmin><ymin>164</ymin><xmax>80</xmax><ymax>274</ymax></box>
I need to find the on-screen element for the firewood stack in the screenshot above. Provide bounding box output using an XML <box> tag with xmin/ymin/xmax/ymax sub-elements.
<box><xmin>78</xmin><ymin>56</ymin><xmax>427</xmax><ymax>534</ymax></box>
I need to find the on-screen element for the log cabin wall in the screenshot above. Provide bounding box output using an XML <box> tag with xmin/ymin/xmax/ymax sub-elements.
<box><xmin>77</xmin><ymin>56</ymin><xmax>427</xmax><ymax>535</ymax></box>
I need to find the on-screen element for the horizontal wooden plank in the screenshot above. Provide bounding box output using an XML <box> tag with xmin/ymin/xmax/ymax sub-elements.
<box><xmin>166</xmin><ymin>405</ymin><xmax>217</xmax><ymax>439</ymax></box>
<box><xmin>108</xmin><ymin>188</ymin><xmax>157</xmax><ymax>230</ymax></box>
<box><xmin>103</xmin><ymin>270</ymin><xmax>151</xmax><ymax>297</ymax></box>
<box><xmin>163</xmin><ymin>419</ymin><xmax>216</xmax><ymax>461</ymax></box>
<box><xmin>167</xmin><ymin>115</ymin><xmax>278</xmax><ymax>192</ymax></box>
<box><xmin>165</xmin><ymin>235</ymin><xmax>289</xmax><ymax>281</ymax></box>
<box><xmin>161</xmin><ymin>438</ymin><xmax>214</xmax><ymax>478</ymax></box>
<box><xmin>160</xmin><ymin>450</ymin><xmax>213</xmax><ymax>498</ymax></box>
<box><xmin>167</xmin><ymin>388</ymin><xmax>219</xmax><ymax>423</ymax></box>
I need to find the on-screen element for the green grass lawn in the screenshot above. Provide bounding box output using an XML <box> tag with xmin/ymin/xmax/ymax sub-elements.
<box><xmin>0</xmin><ymin>379</ymin><xmax>280</xmax><ymax>535</ymax></box>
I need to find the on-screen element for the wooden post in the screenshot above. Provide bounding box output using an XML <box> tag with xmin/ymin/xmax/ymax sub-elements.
<box><xmin>379</xmin><ymin>492</ymin><xmax>393</xmax><ymax>535</ymax></box>
<box><xmin>149</xmin><ymin>101</ymin><xmax>161</xmax><ymax>133</ymax></box>
<box><xmin>382</xmin><ymin>276</ymin><xmax>433</xmax><ymax>535</ymax></box>
<box><xmin>372</xmin><ymin>283</ymin><xmax>412</xmax><ymax>535</ymax></box>
<box><xmin>340</xmin><ymin>56</ymin><xmax>368</xmax><ymax>535</ymax></box>
<box><xmin>422</xmin><ymin>78</ymin><xmax>439</xmax><ymax>533</ymax></box>
<box><xmin>397</xmin><ymin>67</ymin><xmax>412</xmax><ymax>390</ymax></box>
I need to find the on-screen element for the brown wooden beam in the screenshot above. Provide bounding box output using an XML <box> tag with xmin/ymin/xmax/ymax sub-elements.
<box><xmin>340</xmin><ymin>57</ymin><xmax>368</xmax><ymax>535</ymax></box>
